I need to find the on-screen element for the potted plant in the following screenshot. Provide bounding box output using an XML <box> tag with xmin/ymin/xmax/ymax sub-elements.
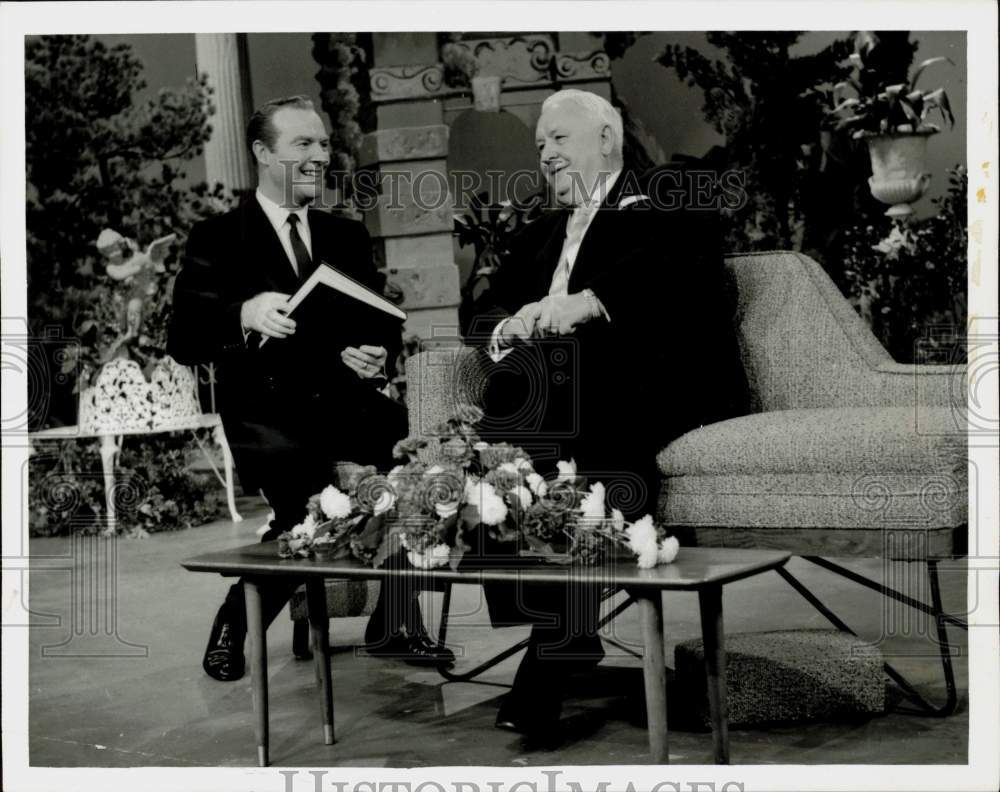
<box><xmin>824</xmin><ymin>32</ymin><xmax>954</xmax><ymax>217</ymax></box>
<box><xmin>452</xmin><ymin>191</ymin><xmax>543</xmax><ymax>335</ymax></box>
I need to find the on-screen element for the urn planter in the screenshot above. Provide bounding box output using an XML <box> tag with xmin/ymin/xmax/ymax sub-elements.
<box><xmin>864</xmin><ymin>130</ymin><xmax>936</xmax><ymax>218</ymax></box>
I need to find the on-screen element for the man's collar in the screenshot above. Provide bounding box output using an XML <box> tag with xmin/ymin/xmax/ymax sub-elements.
<box><xmin>576</xmin><ymin>168</ymin><xmax>623</xmax><ymax>212</ymax></box>
<box><xmin>255</xmin><ymin>188</ymin><xmax>309</xmax><ymax>232</ymax></box>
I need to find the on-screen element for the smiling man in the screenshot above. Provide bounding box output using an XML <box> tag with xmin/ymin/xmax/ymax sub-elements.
<box><xmin>169</xmin><ymin>95</ymin><xmax>453</xmax><ymax>681</ymax></box>
<box><xmin>468</xmin><ymin>89</ymin><xmax>748</xmax><ymax>739</ymax></box>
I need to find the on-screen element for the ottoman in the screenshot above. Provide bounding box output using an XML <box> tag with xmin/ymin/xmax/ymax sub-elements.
<box><xmin>673</xmin><ymin>629</ymin><xmax>885</xmax><ymax>728</ymax></box>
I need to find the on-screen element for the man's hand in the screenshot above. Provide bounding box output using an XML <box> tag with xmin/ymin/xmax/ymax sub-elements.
<box><xmin>499</xmin><ymin>302</ymin><xmax>542</xmax><ymax>347</ymax></box>
<box><xmin>241</xmin><ymin>292</ymin><xmax>295</xmax><ymax>339</ymax></box>
<box><xmin>536</xmin><ymin>293</ymin><xmax>593</xmax><ymax>336</ymax></box>
<box><xmin>341</xmin><ymin>344</ymin><xmax>388</xmax><ymax>379</ymax></box>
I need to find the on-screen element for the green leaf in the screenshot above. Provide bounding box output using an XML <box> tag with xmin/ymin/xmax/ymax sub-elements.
<box><xmin>909</xmin><ymin>56</ymin><xmax>954</xmax><ymax>91</ymax></box>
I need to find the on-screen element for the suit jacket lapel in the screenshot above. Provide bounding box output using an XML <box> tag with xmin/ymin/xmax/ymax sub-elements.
<box><xmin>534</xmin><ymin>209</ymin><xmax>571</xmax><ymax>298</ymax></box>
<box><xmin>240</xmin><ymin>198</ymin><xmax>300</xmax><ymax>291</ymax></box>
<box><xmin>568</xmin><ymin>168</ymin><xmax>640</xmax><ymax>291</ymax></box>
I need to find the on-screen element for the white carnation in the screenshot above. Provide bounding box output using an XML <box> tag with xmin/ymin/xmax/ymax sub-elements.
<box><xmin>626</xmin><ymin>514</ymin><xmax>659</xmax><ymax>568</ymax></box>
<box><xmin>611</xmin><ymin>508</ymin><xmax>625</xmax><ymax>533</ymax></box>
<box><xmin>636</xmin><ymin>542</ymin><xmax>660</xmax><ymax>569</ymax></box>
<box><xmin>319</xmin><ymin>485</ymin><xmax>352</xmax><ymax>520</ymax></box>
<box><xmin>555</xmin><ymin>459</ymin><xmax>577</xmax><ymax>481</ymax></box>
<box><xmin>526</xmin><ymin>473</ymin><xmax>545</xmax><ymax>495</ymax></box>
<box><xmin>514</xmin><ymin>457</ymin><xmax>533</xmax><ymax>472</ymax></box>
<box><xmin>290</xmin><ymin>513</ymin><xmax>318</xmax><ymax>540</ymax></box>
<box><xmin>468</xmin><ymin>480</ymin><xmax>508</xmax><ymax>525</ymax></box>
<box><xmin>657</xmin><ymin>536</ymin><xmax>680</xmax><ymax>564</ymax></box>
<box><xmin>579</xmin><ymin>482</ymin><xmax>606</xmax><ymax>521</ymax></box>
<box><xmin>510</xmin><ymin>484</ymin><xmax>533</xmax><ymax>509</ymax></box>
<box><xmin>497</xmin><ymin>462</ymin><xmax>520</xmax><ymax>475</ymax></box>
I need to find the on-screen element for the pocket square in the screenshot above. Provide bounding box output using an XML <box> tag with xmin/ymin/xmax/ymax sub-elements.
<box><xmin>619</xmin><ymin>194</ymin><xmax>651</xmax><ymax>209</ymax></box>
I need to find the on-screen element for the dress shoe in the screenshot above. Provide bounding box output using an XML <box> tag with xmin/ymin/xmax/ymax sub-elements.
<box><xmin>202</xmin><ymin>603</ymin><xmax>246</xmax><ymax>682</ymax></box>
<box><xmin>365</xmin><ymin>632</ymin><xmax>455</xmax><ymax>666</ymax></box>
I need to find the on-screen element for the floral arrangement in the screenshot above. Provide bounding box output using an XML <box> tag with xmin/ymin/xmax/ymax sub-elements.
<box><xmin>822</xmin><ymin>32</ymin><xmax>954</xmax><ymax>139</ymax></box>
<box><xmin>277</xmin><ymin>407</ymin><xmax>679</xmax><ymax>570</ymax></box>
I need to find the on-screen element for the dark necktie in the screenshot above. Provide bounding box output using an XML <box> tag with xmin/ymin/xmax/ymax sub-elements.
<box><xmin>286</xmin><ymin>213</ymin><xmax>314</xmax><ymax>281</ymax></box>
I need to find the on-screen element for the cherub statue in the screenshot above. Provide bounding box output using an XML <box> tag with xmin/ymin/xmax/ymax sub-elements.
<box><xmin>95</xmin><ymin>229</ymin><xmax>176</xmax><ymax>365</ymax></box>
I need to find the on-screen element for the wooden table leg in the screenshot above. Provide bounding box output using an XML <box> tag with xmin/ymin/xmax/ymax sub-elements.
<box><xmin>244</xmin><ymin>578</ymin><xmax>269</xmax><ymax>767</ymax></box>
<box><xmin>698</xmin><ymin>584</ymin><xmax>729</xmax><ymax>764</ymax></box>
<box><xmin>635</xmin><ymin>589</ymin><xmax>668</xmax><ymax>764</ymax></box>
<box><xmin>306</xmin><ymin>578</ymin><xmax>335</xmax><ymax>745</ymax></box>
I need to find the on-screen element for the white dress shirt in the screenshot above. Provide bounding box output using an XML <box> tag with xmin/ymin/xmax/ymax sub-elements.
<box><xmin>255</xmin><ymin>188</ymin><xmax>313</xmax><ymax>276</ymax></box>
<box><xmin>489</xmin><ymin>169</ymin><xmax>620</xmax><ymax>362</ymax></box>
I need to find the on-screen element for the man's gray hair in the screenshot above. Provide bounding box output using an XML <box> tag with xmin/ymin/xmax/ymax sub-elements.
<box><xmin>541</xmin><ymin>89</ymin><xmax>623</xmax><ymax>160</ymax></box>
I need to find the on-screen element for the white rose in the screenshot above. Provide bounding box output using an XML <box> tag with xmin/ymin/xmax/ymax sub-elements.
<box><xmin>319</xmin><ymin>485</ymin><xmax>352</xmax><ymax>520</ymax></box>
<box><xmin>579</xmin><ymin>482</ymin><xmax>606</xmax><ymax>521</ymax></box>
<box><xmin>372</xmin><ymin>488</ymin><xmax>397</xmax><ymax>516</ymax></box>
<box><xmin>510</xmin><ymin>484</ymin><xmax>533</xmax><ymax>509</ymax></box>
<box><xmin>657</xmin><ymin>536</ymin><xmax>680</xmax><ymax>564</ymax></box>
<box><xmin>555</xmin><ymin>459</ymin><xmax>577</xmax><ymax>481</ymax></box>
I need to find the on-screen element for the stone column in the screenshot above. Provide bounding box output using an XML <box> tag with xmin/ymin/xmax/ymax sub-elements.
<box><xmin>194</xmin><ymin>33</ymin><xmax>254</xmax><ymax>192</ymax></box>
<box><xmin>365</xmin><ymin>34</ymin><xmax>461</xmax><ymax>343</ymax></box>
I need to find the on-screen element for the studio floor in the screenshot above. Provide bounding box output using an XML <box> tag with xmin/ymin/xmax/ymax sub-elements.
<box><xmin>25</xmin><ymin>498</ymin><xmax>968</xmax><ymax>767</ymax></box>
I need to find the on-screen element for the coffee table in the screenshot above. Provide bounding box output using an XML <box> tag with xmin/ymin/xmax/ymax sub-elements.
<box><xmin>182</xmin><ymin>544</ymin><xmax>790</xmax><ymax>766</ymax></box>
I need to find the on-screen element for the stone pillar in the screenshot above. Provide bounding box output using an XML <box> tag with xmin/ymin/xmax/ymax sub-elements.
<box><xmin>365</xmin><ymin>34</ymin><xmax>460</xmax><ymax>344</ymax></box>
<box><xmin>194</xmin><ymin>33</ymin><xmax>254</xmax><ymax>192</ymax></box>
<box><xmin>358</xmin><ymin>125</ymin><xmax>459</xmax><ymax>342</ymax></box>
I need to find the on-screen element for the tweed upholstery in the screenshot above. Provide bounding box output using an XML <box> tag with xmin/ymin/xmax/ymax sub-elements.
<box><xmin>658</xmin><ymin>407</ymin><xmax>965</xmax><ymax>476</ymax></box>
<box><xmin>728</xmin><ymin>252</ymin><xmax>963</xmax><ymax>413</ymax></box>
<box><xmin>288</xmin><ymin>579</ymin><xmax>379</xmax><ymax>621</ymax></box>
<box><xmin>674</xmin><ymin>629</ymin><xmax>885</xmax><ymax>728</ymax></box>
<box><xmin>404</xmin><ymin>344</ymin><xmax>487</xmax><ymax>438</ymax></box>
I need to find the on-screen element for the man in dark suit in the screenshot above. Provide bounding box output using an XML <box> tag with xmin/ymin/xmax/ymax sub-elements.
<box><xmin>469</xmin><ymin>89</ymin><xmax>748</xmax><ymax>736</ymax></box>
<box><xmin>168</xmin><ymin>95</ymin><xmax>453</xmax><ymax>681</ymax></box>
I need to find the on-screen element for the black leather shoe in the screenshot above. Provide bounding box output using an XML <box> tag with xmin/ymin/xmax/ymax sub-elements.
<box><xmin>365</xmin><ymin>633</ymin><xmax>456</xmax><ymax>666</ymax></box>
<box><xmin>495</xmin><ymin>697</ymin><xmax>560</xmax><ymax>741</ymax></box>
<box><xmin>202</xmin><ymin>603</ymin><xmax>246</xmax><ymax>682</ymax></box>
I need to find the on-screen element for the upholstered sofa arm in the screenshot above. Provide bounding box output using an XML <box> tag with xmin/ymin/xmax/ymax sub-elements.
<box><xmin>404</xmin><ymin>346</ymin><xmax>487</xmax><ymax>438</ymax></box>
<box><xmin>866</xmin><ymin>360</ymin><xmax>965</xmax><ymax>409</ymax></box>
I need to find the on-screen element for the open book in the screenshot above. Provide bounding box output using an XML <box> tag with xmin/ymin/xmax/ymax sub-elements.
<box><xmin>258</xmin><ymin>262</ymin><xmax>406</xmax><ymax>348</ymax></box>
